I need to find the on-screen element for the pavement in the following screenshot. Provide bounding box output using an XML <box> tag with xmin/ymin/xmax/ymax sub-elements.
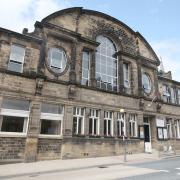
<box><xmin>0</xmin><ymin>152</ymin><xmax>161</xmax><ymax>179</ymax></box>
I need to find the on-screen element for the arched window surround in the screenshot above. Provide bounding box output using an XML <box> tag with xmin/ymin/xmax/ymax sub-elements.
<box><xmin>95</xmin><ymin>35</ymin><xmax>120</xmax><ymax>92</ymax></box>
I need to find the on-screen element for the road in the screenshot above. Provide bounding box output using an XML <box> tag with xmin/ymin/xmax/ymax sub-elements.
<box><xmin>0</xmin><ymin>155</ymin><xmax>180</xmax><ymax>180</ymax></box>
<box><xmin>120</xmin><ymin>157</ymin><xmax>180</xmax><ymax>180</ymax></box>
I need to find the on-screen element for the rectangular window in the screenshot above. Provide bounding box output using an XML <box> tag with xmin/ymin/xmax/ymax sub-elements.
<box><xmin>174</xmin><ymin>120</ymin><xmax>180</xmax><ymax>139</ymax></box>
<box><xmin>81</xmin><ymin>51</ymin><xmax>90</xmax><ymax>86</ymax></box>
<box><xmin>117</xmin><ymin>113</ymin><xmax>126</xmax><ymax>136</ymax></box>
<box><xmin>50</xmin><ymin>50</ymin><xmax>63</xmax><ymax>69</ymax></box>
<box><xmin>129</xmin><ymin>114</ymin><xmax>137</xmax><ymax>137</ymax></box>
<box><xmin>104</xmin><ymin>111</ymin><xmax>113</xmax><ymax>136</ymax></box>
<box><xmin>123</xmin><ymin>62</ymin><xmax>130</xmax><ymax>88</ymax></box>
<box><xmin>170</xmin><ymin>87</ymin><xmax>177</xmax><ymax>104</ymax></box>
<box><xmin>178</xmin><ymin>89</ymin><xmax>180</xmax><ymax>105</ymax></box>
<box><xmin>73</xmin><ymin>107</ymin><xmax>85</xmax><ymax>135</ymax></box>
<box><xmin>40</xmin><ymin>103</ymin><xmax>63</xmax><ymax>136</ymax></box>
<box><xmin>162</xmin><ymin>85</ymin><xmax>171</xmax><ymax>103</ymax></box>
<box><xmin>0</xmin><ymin>98</ymin><xmax>29</xmax><ymax>134</ymax></box>
<box><xmin>166</xmin><ymin>119</ymin><xmax>173</xmax><ymax>139</ymax></box>
<box><xmin>89</xmin><ymin>109</ymin><xmax>99</xmax><ymax>135</ymax></box>
<box><xmin>40</xmin><ymin>120</ymin><xmax>61</xmax><ymax>135</ymax></box>
<box><xmin>8</xmin><ymin>44</ymin><xmax>25</xmax><ymax>73</ymax></box>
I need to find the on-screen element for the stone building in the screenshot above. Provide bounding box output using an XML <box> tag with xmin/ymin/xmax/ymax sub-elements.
<box><xmin>0</xmin><ymin>7</ymin><xmax>180</xmax><ymax>163</ymax></box>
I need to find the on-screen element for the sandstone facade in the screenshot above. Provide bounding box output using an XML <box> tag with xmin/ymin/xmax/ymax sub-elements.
<box><xmin>0</xmin><ymin>7</ymin><xmax>180</xmax><ymax>163</ymax></box>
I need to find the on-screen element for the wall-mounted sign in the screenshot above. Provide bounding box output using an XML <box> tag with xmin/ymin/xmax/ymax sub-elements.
<box><xmin>156</xmin><ymin>119</ymin><xmax>165</xmax><ymax>127</ymax></box>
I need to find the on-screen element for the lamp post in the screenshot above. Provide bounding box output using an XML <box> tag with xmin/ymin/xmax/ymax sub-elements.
<box><xmin>120</xmin><ymin>108</ymin><xmax>127</xmax><ymax>162</ymax></box>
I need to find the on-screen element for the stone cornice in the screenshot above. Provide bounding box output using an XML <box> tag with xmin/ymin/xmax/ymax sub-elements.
<box><xmin>158</xmin><ymin>75</ymin><xmax>180</xmax><ymax>87</ymax></box>
<box><xmin>0</xmin><ymin>27</ymin><xmax>42</xmax><ymax>43</ymax></box>
<box><xmin>116</xmin><ymin>50</ymin><xmax>159</xmax><ymax>68</ymax></box>
<box><xmin>35</xmin><ymin>21</ymin><xmax>99</xmax><ymax>47</ymax></box>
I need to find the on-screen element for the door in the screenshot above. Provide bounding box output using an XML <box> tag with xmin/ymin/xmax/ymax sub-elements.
<box><xmin>144</xmin><ymin>123</ymin><xmax>152</xmax><ymax>153</ymax></box>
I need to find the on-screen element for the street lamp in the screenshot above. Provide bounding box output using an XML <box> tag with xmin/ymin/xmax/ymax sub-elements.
<box><xmin>119</xmin><ymin>108</ymin><xmax>127</xmax><ymax>162</ymax></box>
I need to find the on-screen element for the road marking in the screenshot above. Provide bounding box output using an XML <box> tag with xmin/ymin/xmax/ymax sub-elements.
<box><xmin>175</xmin><ymin>168</ymin><xmax>180</xmax><ymax>170</ymax></box>
<box><xmin>159</xmin><ymin>170</ymin><xmax>169</xmax><ymax>173</ymax></box>
<box><xmin>177</xmin><ymin>173</ymin><xmax>180</xmax><ymax>175</ymax></box>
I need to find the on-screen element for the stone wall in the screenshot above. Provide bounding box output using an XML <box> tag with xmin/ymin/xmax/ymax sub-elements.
<box><xmin>62</xmin><ymin>137</ymin><xmax>144</xmax><ymax>159</ymax></box>
<box><xmin>0</xmin><ymin>137</ymin><xmax>26</xmax><ymax>162</ymax></box>
<box><xmin>37</xmin><ymin>138</ymin><xmax>62</xmax><ymax>160</ymax></box>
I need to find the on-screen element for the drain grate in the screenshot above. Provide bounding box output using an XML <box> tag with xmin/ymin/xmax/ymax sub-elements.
<box><xmin>98</xmin><ymin>166</ymin><xmax>108</xmax><ymax>169</ymax></box>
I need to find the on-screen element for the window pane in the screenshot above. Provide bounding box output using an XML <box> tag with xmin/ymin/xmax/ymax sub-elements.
<box><xmin>8</xmin><ymin>61</ymin><xmax>22</xmax><ymax>73</ymax></box>
<box><xmin>10</xmin><ymin>45</ymin><xmax>25</xmax><ymax>63</ymax></box>
<box><xmin>41</xmin><ymin>103</ymin><xmax>63</xmax><ymax>114</ymax></box>
<box><xmin>82</xmin><ymin>70</ymin><xmax>89</xmax><ymax>79</ymax></box>
<box><xmin>78</xmin><ymin>117</ymin><xmax>82</xmax><ymax>134</ymax></box>
<box><xmin>94</xmin><ymin>119</ymin><xmax>97</xmax><ymax>135</ymax></box>
<box><xmin>95</xmin><ymin>35</ymin><xmax>118</xmax><ymax>92</ymax></box>
<box><xmin>96</xmin><ymin>63</ymin><xmax>101</xmax><ymax>73</ymax></box>
<box><xmin>2</xmin><ymin>98</ymin><xmax>29</xmax><ymax>111</ymax></box>
<box><xmin>1</xmin><ymin>116</ymin><xmax>24</xmax><ymax>132</ymax></box>
<box><xmin>81</xmin><ymin>108</ymin><xmax>84</xmax><ymax>116</ymax></box>
<box><xmin>81</xmin><ymin>51</ymin><xmax>90</xmax><ymax>86</ymax></box>
<box><xmin>89</xmin><ymin>118</ymin><xmax>92</xmax><ymax>134</ymax></box>
<box><xmin>40</xmin><ymin>119</ymin><xmax>61</xmax><ymax>135</ymax></box>
<box><xmin>117</xmin><ymin>121</ymin><xmax>120</xmax><ymax>136</ymax></box>
<box><xmin>51</xmin><ymin>58</ymin><xmax>62</xmax><ymax>69</ymax></box>
<box><xmin>48</xmin><ymin>48</ymin><xmax>67</xmax><ymax>73</ymax></box>
<box><xmin>142</xmin><ymin>73</ymin><xmax>151</xmax><ymax>93</ymax></box>
<box><xmin>104</xmin><ymin>120</ymin><xmax>107</xmax><ymax>135</ymax></box>
<box><xmin>73</xmin><ymin>117</ymin><xmax>77</xmax><ymax>134</ymax></box>
<box><xmin>81</xmin><ymin>78</ymin><xmax>88</xmax><ymax>86</ymax></box>
<box><xmin>108</xmin><ymin>120</ymin><xmax>111</xmax><ymax>135</ymax></box>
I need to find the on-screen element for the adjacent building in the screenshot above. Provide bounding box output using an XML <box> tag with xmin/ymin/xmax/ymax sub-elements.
<box><xmin>0</xmin><ymin>7</ymin><xmax>180</xmax><ymax>163</ymax></box>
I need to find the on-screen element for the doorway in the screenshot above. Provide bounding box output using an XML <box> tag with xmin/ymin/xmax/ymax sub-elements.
<box><xmin>144</xmin><ymin>117</ymin><xmax>152</xmax><ymax>153</ymax></box>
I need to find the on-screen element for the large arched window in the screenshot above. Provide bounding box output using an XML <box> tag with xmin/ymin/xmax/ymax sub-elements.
<box><xmin>95</xmin><ymin>35</ymin><xmax>118</xmax><ymax>91</ymax></box>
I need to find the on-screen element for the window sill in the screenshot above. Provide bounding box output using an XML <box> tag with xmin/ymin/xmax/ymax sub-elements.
<box><xmin>129</xmin><ymin>136</ymin><xmax>139</xmax><ymax>139</ymax></box>
<box><xmin>72</xmin><ymin>134</ymin><xmax>86</xmax><ymax>137</ymax></box>
<box><xmin>38</xmin><ymin>134</ymin><xmax>63</xmax><ymax>139</ymax></box>
<box><xmin>117</xmin><ymin>136</ymin><xmax>128</xmax><ymax>139</ymax></box>
<box><xmin>104</xmin><ymin>136</ymin><xmax>115</xmax><ymax>138</ymax></box>
<box><xmin>0</xmin><ymin>132</ymin><xmax>27</xmax><ymax>138</ymax></box>
<box><xmin>89</xmin><ymin>135</ymin><xmax>101</xmax><ymax>138</ymax></box>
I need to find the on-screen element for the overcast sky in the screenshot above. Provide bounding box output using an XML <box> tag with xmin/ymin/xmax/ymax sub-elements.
<box><xmin>0</xmin><ymin>0</ymin><xmax>180</xmax><ymax>81</ymax></box>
